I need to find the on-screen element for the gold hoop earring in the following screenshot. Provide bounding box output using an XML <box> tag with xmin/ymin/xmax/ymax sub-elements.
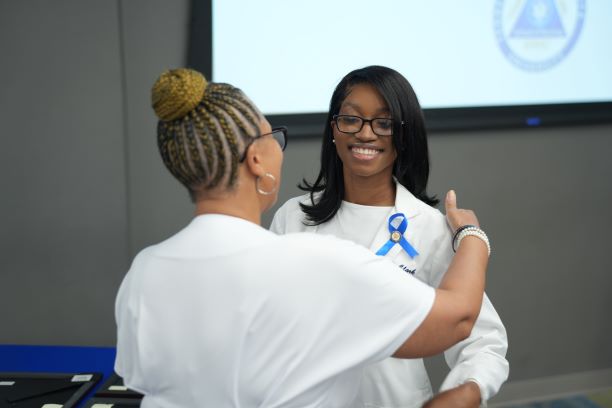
<box><xmin>256</xmin><ymin>172</ymin><xmax>277</xmax><ymax>196</ymax></box>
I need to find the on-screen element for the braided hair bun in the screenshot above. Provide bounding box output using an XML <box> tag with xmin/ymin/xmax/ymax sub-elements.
<box><xmin>151</xmin><ymin>68</ymin><xmax>262</xmax><ymax>200</ymax></box>
<box><xmin>152</xmin><ymin>68</ymin><xmax>207</xmax><ymax>121</ymax></box>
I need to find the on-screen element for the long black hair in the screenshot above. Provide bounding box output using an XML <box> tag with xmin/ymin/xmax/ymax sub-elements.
<box><xmin>298</xmin><ymin>65</ymin><xmax>438</xmax><ymax>225</ymax></box>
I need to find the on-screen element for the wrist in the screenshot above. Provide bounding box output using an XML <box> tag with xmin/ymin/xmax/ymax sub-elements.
<box><xmin>463</xmin><ymin>379</ymin><xmax>483</xmax><ymax>406</ymax></box>
<box><xmin>453</xmin><ymin>226</ymin><xmax>491</xmax><ymax>256</ymax></box>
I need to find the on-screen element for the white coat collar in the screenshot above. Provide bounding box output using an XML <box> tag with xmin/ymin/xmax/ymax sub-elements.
<box><xmin>306</xmin><ymin>182</ymin><xmax>424</xmax><ymax>261</ymax></box>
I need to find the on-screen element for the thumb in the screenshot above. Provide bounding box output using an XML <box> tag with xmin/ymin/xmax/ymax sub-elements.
<box><xmin>445</xmin><ymin>190</ymin><xmax>457</xmax><ymax>212</ymax></box>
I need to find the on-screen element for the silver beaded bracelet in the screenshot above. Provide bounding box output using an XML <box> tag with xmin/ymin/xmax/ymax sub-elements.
<box><xmin>453</xmin><ymin>226</ymin><xmax>491</xmax><ymax>256</ymax></box>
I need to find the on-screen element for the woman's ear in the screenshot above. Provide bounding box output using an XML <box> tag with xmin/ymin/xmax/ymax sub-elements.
<box><xmin>243</xmin><ymin>142</ymin><xmax>266</xmax><ymax>178</ymax></box>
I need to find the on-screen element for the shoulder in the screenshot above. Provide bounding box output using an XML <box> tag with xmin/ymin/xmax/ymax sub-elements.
<box><xmin>127</xmin><ymin>244</ymin><xmax>158</xmax><ymax>271</ymax></box>
<box><xmin>396</xmin><ymin>183</ymin><xmax>449</xmax><ymax>237</ymax></box>
<box><xmin>278</xmin><ymin>194</ymin><xmax>311</xmax><ymax>213</ymax></box>
<box><xmin>118</xmin><ymin>241</ymin><xmax>171</xmax><ymax>294</ymax></box>
<box><xmin>270</xmin><ymin>193</ymin><xmax>319</xmax><ymax>233</ymax></box>
<box><xmin>418</xmin><ymin>204</ymin><xmax>449</xmax><ymax>236</ymax></box>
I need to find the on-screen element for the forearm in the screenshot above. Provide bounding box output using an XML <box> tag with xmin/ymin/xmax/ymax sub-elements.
<box><xmin>394</xmin><ymin>236</ymin><xmax>489</xmax><ymax>358</ymax></box>
<box><xmin>424</xmin><ymin>381</ymin><xmax>481</xmax><ymax>408</ymax></box>
<box><xmin>437</xmin><ymin>235</ymin><xmax>488</xmax><ymax>327</ymax></box>
<box><xmin>394</xmin><ymin>191</ymin><xmax>491</xmax><ymax>358</ymax></box>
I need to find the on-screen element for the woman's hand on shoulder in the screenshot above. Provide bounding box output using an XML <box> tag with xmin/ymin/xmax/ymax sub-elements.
<box><xmin>444</xmin><ymin>190</ymin><xmax>479</xmax><ymax>233</ymax></box>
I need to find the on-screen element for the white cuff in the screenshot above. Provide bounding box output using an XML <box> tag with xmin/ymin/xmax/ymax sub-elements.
<box><xmin>465</xmin><ymin>378</ymin><xmax>487</xmax><ymax>407</ymax></box>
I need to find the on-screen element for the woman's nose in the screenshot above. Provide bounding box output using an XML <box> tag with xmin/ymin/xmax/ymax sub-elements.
<box><xmin>355</xmin><ymin>122</ymin><xmax>377</xmax><ymax>141</ymax></box>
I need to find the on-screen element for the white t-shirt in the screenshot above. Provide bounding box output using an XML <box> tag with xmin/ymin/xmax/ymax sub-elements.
<box><xmin>115</xmin><ymin>214</ymin><xmax>435</xmax><ymax>408</ymax></box>
<box><xmin>318</xmin><ymin>201</ymin><xmax>393</xmax><ymax>249</ymax></box>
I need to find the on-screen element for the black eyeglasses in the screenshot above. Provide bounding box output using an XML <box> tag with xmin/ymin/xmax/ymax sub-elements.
<box><xmin>239</xmin><ymin>126</ymin><xmax>288</xmax><ymax>162</ymax></box>
<box><xmin>333</xmin><ymin>114</ymin><xmax>403</xmax><ymax>136</ymax></box>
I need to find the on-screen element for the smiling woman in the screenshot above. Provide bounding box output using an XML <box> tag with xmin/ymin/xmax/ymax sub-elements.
<box><xmin>292</xmin><ymin>65</ymin><xmax>438</xmax><ymax>224</ymax></box>
<box><xmin>270</xmin><ymin>65</ymin><xmax>509</xmax><ymax>407</ymax></box>
<box><xmin>331</xmin><ymin>83</ymin><xmax>398</xmax><ymax>186</ymax></box>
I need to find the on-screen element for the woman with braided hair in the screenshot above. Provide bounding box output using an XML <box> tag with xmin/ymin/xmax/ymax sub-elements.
<box><xmin>115</xmin><ymin>68</ymin><xmax>491</xmax><ymax>407</ymax></box>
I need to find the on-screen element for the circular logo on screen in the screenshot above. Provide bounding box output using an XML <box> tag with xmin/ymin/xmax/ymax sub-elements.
<box><xmin>494</xmin><ymin>0</ymin><xmax>585</xmax><ymax>71</ymax></box>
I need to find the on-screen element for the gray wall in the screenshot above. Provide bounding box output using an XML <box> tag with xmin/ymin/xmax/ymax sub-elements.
<box><xmin>1</xmin><ymin>0</ymin><xmax>129</xmax><ymax>346</ymax></box>
<box><xmin>426</xmin><ymin>126</ymin><xmax>612</xmax><ymax>383</ymax></box>
<box><xmin>0</xmin><ymin>0</ymin><xmax>191</xmax><ymax>346</ymax></box>
<box><xmin>1</xmin><ymin>0</ymin><xmax>611</xmax><ymax>392</ymax></box>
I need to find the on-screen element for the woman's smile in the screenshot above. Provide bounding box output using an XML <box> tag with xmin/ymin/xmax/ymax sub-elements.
<box><xmin>349</xmin><ymin>144</ymin><xmax>384</xmax><ymax>161</ymax></box>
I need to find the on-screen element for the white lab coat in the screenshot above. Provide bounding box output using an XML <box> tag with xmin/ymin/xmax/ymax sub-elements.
<box><xmin>270</xmin><ymin>183</ymin><xmax>509</xmax><ymax>407</ymax></box>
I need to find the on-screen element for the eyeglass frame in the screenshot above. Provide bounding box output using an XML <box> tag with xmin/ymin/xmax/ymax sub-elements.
<box><xmin>239</xmin><ymin>126</ymin><xmax>288</xmax><ymax>162</ymax></box>
<box><xmin>332</xmin><ymin>114</ymin><xmax>404</xmax><ymax>137</ymax></box>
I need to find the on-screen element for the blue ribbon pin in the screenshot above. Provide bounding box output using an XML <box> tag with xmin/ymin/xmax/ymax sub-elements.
<box><xmin>375</xmin><ymin>213</ymin><xmax>419</xmax><ymax>258</ymax></box>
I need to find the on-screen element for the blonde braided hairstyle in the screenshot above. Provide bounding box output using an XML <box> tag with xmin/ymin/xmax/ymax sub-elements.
<box><xmin>152</xmin><ymin>68</ymin><xmax>262</xmax><ymax>199</ymax></box>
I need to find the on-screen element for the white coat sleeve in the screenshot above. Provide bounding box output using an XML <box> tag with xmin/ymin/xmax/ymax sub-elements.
<box><xmin>427</xmin><ymin>228</ymin><xmax>509</xmax><ymax>403</ymax></box>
